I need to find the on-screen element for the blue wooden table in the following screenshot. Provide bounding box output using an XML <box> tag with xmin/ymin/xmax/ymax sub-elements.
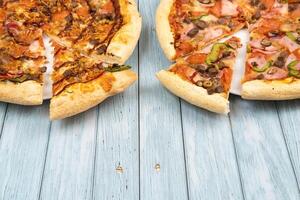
<box><xmin>0</xmin><ymin>1</ymin><xmax>300</xmax><ymax>199</ymax></box>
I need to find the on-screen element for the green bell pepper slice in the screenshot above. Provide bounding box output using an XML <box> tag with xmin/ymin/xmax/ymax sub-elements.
<box><xmin>205</xmin><ymin>43</ymin><xmax>228</xmax><ymax>65</ymax></box>
<box><xmin>287</xmin><ymin>61</ymin><xmax>300</xmax><ymax>78</ymax></box>
<box><xmin>286</xmin><ymin>32</ymin><xmax>296</xmax><ymax>41</ymax></box>
<box><xmin>289</xmin><ymin>69</ymin><xmax>300</xmax><ymax>78</ymax></box>
<box><xmin>287</xmin><ymin>60</ymin><xmax>299</xmax><ymax>71</ymax></box>
<box><xmin>9</xmin><ymin>75</ymin><xmax>28</xmax><ymax>83</ymax></box>
<box><xmin>104</xmin><ymin>65</ymin><xmax>131</xmax><ymax>72</ymax></box>
<box><xmin>252</xmin><ymin>60</ymin><xmax>272</xmax><ymax>72</ymax></box>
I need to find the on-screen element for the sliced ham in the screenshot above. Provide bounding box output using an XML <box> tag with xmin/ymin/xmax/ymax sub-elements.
<box><xmin>272</xmin><ymin>1</ymin><xmax>288</xmax><ymax>15</ymax></box>
<box><xmin>204</xmin><ymin>28</ymin><xmax>223</xmax><ymax>42</ymax></box>
<box><xmin>264</xmin><ymin>67</ymin><xmax>288</xmax><ymax>80</ymax></box>
<box><xmin>250</xmin><ymin>39</ymin><xmax>280</xmax><ymax>54</ymax></box>
<box><xmin>279</xmin><ymin>36</ymin><xmax>300</xmax><ymax>52</ymax></box>
<box><xmin>247</xmin><ymin>55</ymin><xmax>267</xmax><ymax>68</ymax></box>
<box><xmin>253</xmin><ymin>48</ymin><xmax>278</xmax><ymax>55</ymax></box>
<box><xmin>192</xmin><ymin>73</ymin><xmax>202</xmax><ymax>83</ymax></box>
<box><xmin>221</xmin><ymin>0</ymin><xmax>239</xmax><ymax>17</ymax></box>
<box><xmin>184</xmin><ymin>66</ymin><xmax>197</xmax><ymax>78</ymax></box>
<box><xmin>249</xmin><ymin>39</ymin><xmax>263</xmax><ymax>49</ymax></box>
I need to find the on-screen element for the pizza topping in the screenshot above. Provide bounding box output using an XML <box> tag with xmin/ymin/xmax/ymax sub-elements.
<box><xmin>273</xmin><ymin>55</ymin><xmax>286</xmax><ymax>68</ymax></box>
<box><xmin>193</xmin><ymin>19</ymin><xmax>209</xmax><ymax>30</ymax></box>
<box><xmin>287</xmin><ymin>60</ymin><xmax>300</xmax><ymax>70</ymax></box>
<box><xmin>248</xmin><ymin>54</ymin><xmax>268</xmax><ymax>69</ymax></box>
<box><xmin>267</xmin><ymin>30</ymin><xmax>280</xmax><ymax>37</ymax></box>
<box><xmin>205</xmin><ymin>43</ymin><xmax>228</xmax><ymax>65</ymax></box>
<box><xmin>288</xmin><ymin>59</ymin><xmax>300</xmax><ymax>78</ymax></box>
<box><xmin>103</xmin><ymin>64</ymin><xmax>131</xmax><ymax>72</ymax></box>
<box><xmin>260</xmin><ymin>38</ymin><xmax>272</xmax><ymax>47</ymax></box>
<box><xmin>187</xmin><ymin>27</ymin><xmax>199</xmax><ymax>38</ymax></box>
<box><xmin>279</xmin><ymin>36</ymin><xmax>300</xmax><ymax>52</ymax></box>
<box><xmin>170</xmin><ymin>37</ymin><xmax>240</xmax><ymax>95</ymax></box>
<box><xmin>52</xmin><ymin>53</ymin><xmax>132</xmax><ymax>96</ymax></box>
<box><xmin>198</xmin><ymin>0</ymin><xmax>214</xmax><ymax>5</ymax></box>
<box><xmin>221</xmin><ymin>0</ymin><xmax>239</xmax><ymax>17</ymax></box>
<box><xmin>251</xmin><ymin>60</ymin><xmax>272</xmax><ymax>72</ymax></box>
<box><xmin>264</xmin><ymin>67</ymin><xmax>288</xmax><ymax>80</ymax></box>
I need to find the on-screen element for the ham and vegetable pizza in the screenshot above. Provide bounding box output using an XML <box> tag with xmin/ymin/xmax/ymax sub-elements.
<box><xmin>0</xmin><ymin>0</ymin><xmax>141</xmax><ymax>119</ymax></box>
<box><xmin>157</xmin><ymin>37</ymin><xmax>242</xmax><ymax>114</ymax></box>
<box><xmin>156</xmin><ymin>0</ymin><xmax>300</xmax><ymax>114</ymax></box>
<box><xmin>242</xmin><ymin>6</ymin><xmax>300</xmax><ymax>100</ymax></box>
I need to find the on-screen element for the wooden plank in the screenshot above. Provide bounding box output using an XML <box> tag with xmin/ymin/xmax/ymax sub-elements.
<box><xmin>93</xmin><ymin>49</ymin><xmax>139</xmax><ymax>199</ymax></box>
<box><xmin>0</xmin><ymin>103</ymin><xmax>7</xmax><ymax>135</ymax></box>
<box><xmin>139</xmin><ymin>1</ymin><xmax>188</xmax><ymax>199</ymax></box>
<box><xmin>277</xmin><ymin>101</ymin><xmax>300</xmax><ymax>188</ymax></box>
<box><xmin>0</xmin><ymin>103</ymin><xmax>50</xmax><ymax>200</ymax></box>
<box><xmin>181</xmin><ymin>101</ymin><xmax>244</xmax><ymax>200</ymax></box>
<box><xmin>230</xmin><ymin>96</ymin><xmax>300</xmax><ymax>200</ymax></box>
<box><xmin>39</xmin><ymin>108</ymin><xmax>98</xmax><ymax>200</ymax></box>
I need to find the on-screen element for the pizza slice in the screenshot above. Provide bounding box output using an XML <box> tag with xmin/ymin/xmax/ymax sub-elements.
<box><xmin>242</xmin><ymin>15</ymin><xmax>300</xmax><ymax>100</ymax></box>
<box><xmin>156</xmin><ymin>0</ymin><xmax>246</xmax><ymax>61</ymax></box>
<box><xmin>49</xmin><ymin>42</ymin><xmax>137</xmax><ymax>120</ymax></box>
<box><xmin>157</xmin><ymin>37</ymin><xmax>242</xmax><ymax>114</ymax></box>
<box><xmin>44</xmin><ymin>0</ymin><xmax>141</xmax><ymax>65</ymax></box>
<box><xmin>0</xmin><ymin>2</ymin><xmax>47</xmax><ymax>105</ymax></box>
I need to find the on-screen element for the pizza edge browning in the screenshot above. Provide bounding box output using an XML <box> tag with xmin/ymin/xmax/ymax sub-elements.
<box><xmin>156</xmin><ymin>69</ymin><xmax>230</xmax><ymax>114</ymax></box>
<box><xmin>50</xmin><ymin>69</ymin><xmax>137</xmax><ymax>120</ymax></box>
<box><xmin>242</xmin><ymin>79</ymin><xmax>300</xmax><ymax>100</ymax></box>
<box><xmin>0</xmin><ymin>80</ymin><xmax>43</xmax><ymax>105</ymax></box>
<box><xmin>106</xmin><ymin>0</ymin><xmax>142</xmax><ymax>64</ymax></box>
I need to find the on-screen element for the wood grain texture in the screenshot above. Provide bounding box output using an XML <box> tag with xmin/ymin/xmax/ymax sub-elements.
<box><xmin>0</xmin><ymin>103</ymin><xmax>7</xmax><ymax>136</ymax></box>
<box><xmin>139</xmin><ymin>1</ymin><xmax>188</xmax><ymax>199</ymax></box>
<box><xmin>277</xmin><ymin>101</ymin><xmax>300</xmax><ymax>189</ymax></box>
<box><xmin>0</xmin><ymin>103</ymin><xmax>50</xmax><ymax>200</ymax></box>
<box><xmin>181</xmin><ymin>101</ymin><xmax>244</xmax><ymax>200</ymax></box>
<box><xmin>230</xmin><ymin>96</ymin><xmax>300</xmax><ymax>200</ymax></box>
<box><xmin>39</xmin><ymin>108</ymin><xmax>98</xmax><ymax>200</ymax></box>
<box><xmin>93</xmin><ymin>48</ymin><xmax>139</xmax><ymax>200</ymax></box>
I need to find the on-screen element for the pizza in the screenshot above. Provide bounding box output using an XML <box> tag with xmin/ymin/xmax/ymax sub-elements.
<box><xmin>156</xmin><ymin>0</ymin><xmax>246</xmax><ymax>61</ymax></box>
<box><xmin>0</xmin><ymin>0</ymin><xmax>141</xmax><ymax>119</ymax></box>
<box><xmin>156</xmin><ymin>0</ymin><xmax>300</xmax><ymax>113</ymax></box>
<box><xmin>0</xmin><ymin>0</ymin><xmax>47</xmax><ymax>105</ymax></box>
<box><xmin>50</xmin><ymin>41</ymin><xmax>137</xmax><ymax>119</ymax></box>
<box><xmin>157</xmin><ymin>37</ymin><xmax>242</xmax><ymax>114</ymax></box>
<box><xmin>242</xmin><ymin>7</ymin><xmax>300</xmax><ymax>100</ymax></box>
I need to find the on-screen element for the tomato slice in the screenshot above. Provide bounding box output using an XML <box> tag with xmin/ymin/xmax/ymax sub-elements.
<box><xmin>186</xmin><ymin>53</ymin><xmax>207</xmax><ymax>64</ymax></box>
<box><xmin>293</xmin><ymin>49</ymin><xmax>300</xmax><ymax>60</ymax></box>
<box><xmin>221</xmin><ymin>68</ymin><xmax>232</xmax><ymax>92</ymax></box>
<box><xmin>209</xmin><ymin>1</ymin><xmax>221</xmax><ymax>18</ymax></box>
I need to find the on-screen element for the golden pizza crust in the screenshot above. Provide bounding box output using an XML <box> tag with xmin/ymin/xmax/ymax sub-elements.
<box><xmin>156</xmin><ymin>0</ymin><xmax>176</xmax><ymax>61</ymax></box>
<box><xmin>242</xmin><ymin>79</ymin><xmax>300</xmax><ymax>100</ymax></box>
<box><xmin>156</xmin><ymin>70</ymin><xmax>230</xmax><ymax>114</ymax></box>
<box><xmin>50</xmin><ymin>70</ymin><xmax>137</xmax><ymax>120</ymax></box>
<box><xmin>106</xmin><ymin>0</ymin><xmax>142</xmax><ymax>64</ymax></box>
<box><xmin>0</xmin><ymin>80</ymin><xmax>43</xmax><ymax>105</ymax></box>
